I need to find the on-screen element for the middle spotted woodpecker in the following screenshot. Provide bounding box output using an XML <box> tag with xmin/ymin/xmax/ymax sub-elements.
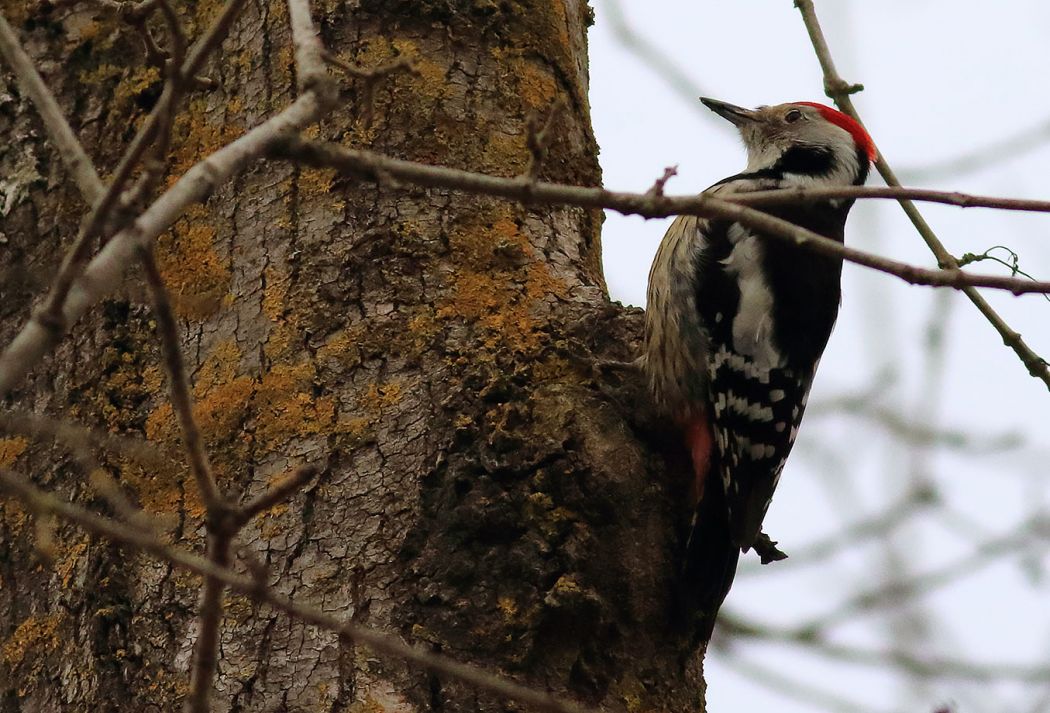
<box><xmin>643</xmin><ymin>97</ymin><xmax>876</xmax><ymax>640</ymax></box>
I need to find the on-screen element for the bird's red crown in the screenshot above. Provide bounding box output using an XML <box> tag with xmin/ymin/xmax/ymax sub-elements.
<box><xmin>795</xmin><ymin>102</ymin><xmax>877</xmax><ymax>162</ymax></box>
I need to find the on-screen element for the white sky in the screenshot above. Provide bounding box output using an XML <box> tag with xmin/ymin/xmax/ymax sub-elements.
<box><xmin>589</xmin><ymin>2</ymin><xmax>1050</xmax><ymax>711</ymax></box>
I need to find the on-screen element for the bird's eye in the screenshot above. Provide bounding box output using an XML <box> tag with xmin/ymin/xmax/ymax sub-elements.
<box><xmin>785</xmin><ymin>109</ymin><xmax>803</xmax><ymax>123</ymax></box>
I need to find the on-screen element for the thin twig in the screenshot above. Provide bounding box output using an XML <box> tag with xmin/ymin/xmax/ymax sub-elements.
<box><xmin>733</xmin><ymin>184</ymin><xmax>1050</xmax><ymax>215</ymax></box>
<box><xmin>737</xmin><ymin>488</ymin><xmax>935</xmax><ymax>576</ymax></box>
<box><xmin>0</xmin><ymin>470</ymin><xmax>599</xmax><ymax>713</ymax></box>
<box><xmin>286</xmin><ymin>0</ymin><xmax>331</xmax><ymax>93</ymax></box>
<box><xmin>10</xmin><ymin>0</ymin><xmax>249</xmax><ymax>376</ymax></box>
<box><xmin>793</xmin><ymin>0</ymin><xmax>1050</xmax><ymax>390</ymax></box>
<box><xmin>523</xmin><ymin>98</ymin><xmax>566</xmax><ymax>180</ymax></box>
<box><xmin>154</xmin><ymin>0</ymin><xmax>187</xmax><ymax>74</ymax></box>
<box><xmin>142</xmin><ymin>234</ymin><xmax>226</xmax><ymax>713</ymax></box>
<box><xmin>645</xmin><ymin>165</ymin><xmax>678</xmax><ymax>197</ymax></box>
<box><xmin>900</xmin><ymin>115</ymin><xmax>1050</xmax><ymax>182</ymax></box>
<box><xmin>269</xmin><ymin>138</ymin><xmax>1050</xmax><ymax>295</ymax></box>
<box><xmin>321</xmin><ymin>51</ymin><xmax>416</xmax><ymax>81</ymax></box>
<box><xmin>0</xmin><ymin>91</ymin><xmax>325</xmax><ymax>400</ymax></box>
<box><xmin>721</xmin><ymin>612</ymin><xmax>1050</xmax><ymax>682</ymax></box>
<box><xmin>0</xmin><ymin>410</ymin><xmax>173</xmax><ymax>470</ymax></box>
<box><xmin>790</xmin><ymin>513</ymin><xmax>1050</xmax><ymax>636</ymax></box>
<box><xmin>322</xmin><ymin>51</ymin><xmax>416</xmax><ymax>126</ymax></box>
<box><xmin>716</xmin><ymin>649</ymin><xmax>901</xmax><ymax>713</ymax></box>
<box><xmin>0</xmin><ymin>11</ymin><xmax>104</xmax><ymax>202</ymax></box>
<box><xmin>138</xmin><ymin>248</ymin><xmax>221</xmax><ymax>507</ymax></box>
<box><xmin>88</xmin><ymin>469</ymin><xmax>159</xmax><ymax>530</ymax></box>
<box><xmin>234</xmin><ymin>465</ymin><xmax>319</xmax><ymax>527</ymax></box>
<box><xmin>184</xmin><ymin>531</ymin><xmax>232</xmax><ymax>713</ymax></box>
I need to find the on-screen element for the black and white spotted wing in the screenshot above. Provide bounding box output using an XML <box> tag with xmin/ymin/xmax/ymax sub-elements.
<box><xmin>707</xmin><ymin>345</ymin><xmax>815</xmax><ymax>549</ymax></box>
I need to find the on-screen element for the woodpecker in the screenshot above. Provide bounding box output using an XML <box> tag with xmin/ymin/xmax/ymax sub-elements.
<box><xmin>643</xmin><ymin>97</ymin><xmax>876</xmax><ymax>639</ymax></box>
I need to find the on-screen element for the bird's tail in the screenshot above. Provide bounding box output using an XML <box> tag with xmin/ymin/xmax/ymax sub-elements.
<box><xmin>676</xmin><ymin>469</ymin><xmax>740</xmax><ymax>646</ymax></box>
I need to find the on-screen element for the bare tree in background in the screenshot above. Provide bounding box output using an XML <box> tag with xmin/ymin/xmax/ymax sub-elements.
<box><xmin>0</xmin><ymin>1</ymin><xmax>1048</xmax><ymax>712</ymax></box>
<box><xmin>598</xmin><ymin>2</ymin><xmax>1050</xmax><ymax>712</ymax></box>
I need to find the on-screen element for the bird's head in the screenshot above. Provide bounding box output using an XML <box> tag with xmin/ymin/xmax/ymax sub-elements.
<box><xmin>700</xmin><ymin>97</ymin><xmax>876</xmax><ymax>185</ymax></box>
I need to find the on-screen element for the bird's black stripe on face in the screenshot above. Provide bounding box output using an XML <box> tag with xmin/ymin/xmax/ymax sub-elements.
<box><xmin>771</xmin><ymin>145</ymin><xmax>836</xmax><ymax>178</ymax></box>
<box><xmin>712</xmin><ymin>146</ymin><xmax>836</xmax><ymax>185</ymax></box>
<box><xmin>853</xmin><ymin>145</ymin><xmax>871</xmax><ymax>185</ymax></box>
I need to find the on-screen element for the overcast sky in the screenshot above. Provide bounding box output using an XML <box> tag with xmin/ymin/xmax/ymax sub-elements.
<box><xmin>588</xmin><ymin>2</ymin><xmax>1050</xmax><ymax>711</ymax></box>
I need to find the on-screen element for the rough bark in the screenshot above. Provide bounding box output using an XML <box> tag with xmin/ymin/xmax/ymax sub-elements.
<box><xmin>0</xmin><ymin>1</ymin><xmax>705</xmax><ymax>711</ymax></box>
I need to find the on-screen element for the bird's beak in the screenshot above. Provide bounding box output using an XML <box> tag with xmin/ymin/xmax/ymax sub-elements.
<box><xmin>700</xmin><ymin>97</ymin><xmax>757</xmax><ymax>126</ymax></box>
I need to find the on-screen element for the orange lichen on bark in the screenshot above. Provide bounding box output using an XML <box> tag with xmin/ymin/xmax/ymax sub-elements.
<box><xmin>263</xmin><ymin>266</ymin><xmax>299</xmax><ymax>361</ymax></box>
<box><xmin>405</xmin><ymin>310</ymin><xmax>441</xmax><ymax>355</ymax></box>
<box><xmin>390</xmin><ymin>38</ymin><xmax>448</xmax><ymax>99</ymax></box>
<box><xmin>298</xmin><ymin>167</ymin><xmax>337</xmax><ymax>196</ymax></box>
<box><xmin>185</xmin><ymin>0</ymin><xmax>226</xmax><ymax>36</ymax></box>
<box><xmin>168</xmin><ymin>97</ymin><xmax>244</xmax><ymax>180</ymax></box>
<box><xmin>360</xmin><ymin>381</ymin><xmax>403</xmax><ymax>411</ymax></box>
<box><xmin>253</xmin><ymin>363</ymin><xmax>335</xmax><ymax>444</ymax></box>
<box><xmin>0</xmin><ymin>0</ymin><xmax>29</xmax><ymax>24</ymax></box>
<box><xmin>141</xmin><ymin>341</ymin><xmax>252</xmax><ymax>515</ymax></box>
<box><xmin>77</xmin><ymin>63</ymin><xmax>123</xmax><ymax>88</ymax></box>
<box><xmin>436</xmin><ymin>208</ymin><xmax>566</xmax><ymax>357</ymax></box>
<box><xmin>510</xmin><ymin>56</ymin><xmax>558</xmax><ymax>110</ymax></box>
<box><xmin>2</xmin><ymin>613</ymin><xmax>64</xmax><ymax>693</ymax></box>
<box><xmin>479</xmin><ymin>130</ymin><xmax>529</xmax><ymax>174</ymax></box>
<box><xmin>315</xmin><ymin>328</ymin><xmax>363</xmax><ymax>370</ymax></box>
<box><xmin>614</xmin><ymin>673</ymin><xmax>648</xmax><ymax>713</ymax></box>
<box><xmin>54</xmin><ymin>537</ymin><xmax>88</xmax><ymax>588</ymax></box>
<box><xmin>530</xmin><ymin>354</ymin><xmax>574</xmax><ymax>383</ymax></box>
<box><xmin>113</xmin><ymin>66</ymin><xmax>160</xmax><ymax>107</ymax></box>
<box><xmin>0</xmin><ymin>437</ymin><xmax>28</xmax><ymax>467</ymax></box>
<box><xmin>139</xmin><ymin>328</ymin><xmax>342</xmax><ymax>515</ymax></box>
<box><xmin>0</xmin><ymin>499</ymin><xmax>28</xmax><ymax>532</ymax></box>
<box><xmin>155</xmin><ymin>206</ymin><xmax>232</xmax><ymax>320</ymax></box>
<box><xmin>348</xmin><ymin>694</ymin><xmax>388</xmax><ymax>713</ymax></box>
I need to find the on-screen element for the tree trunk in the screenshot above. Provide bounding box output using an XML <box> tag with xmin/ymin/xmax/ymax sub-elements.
<box><xmin>0</xmin><ymin>1</ymin><xmax>705</xmax><ymax>710</ymax></box>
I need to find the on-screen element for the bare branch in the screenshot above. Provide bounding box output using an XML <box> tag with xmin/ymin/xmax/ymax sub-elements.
<box><xmin>286</xmin><ymin>0</ymin><xmax>331</xmax><ymax>93</ymax></box>
<box><xmin>523</xmin><ymin>98</ymin><xmax>566</xmax><ymax>180</ymax></box>
<box><xmin>321</xmin><ymin>51</ymin><xmax>416</xmax><ymax>81</ymax></box>
<box><xmin>791</xmin><ymin>513</ymin><xmax>1050</xmax><ymax>636</ymax></box>
<box><xmin>0</xmin><ymin>11</ymin><xmax>104</xmax><ymax>202</ymax></box>
<box><xmin>269</xmin><ymin>138</ymin><xmax>1050</xmax><ymax>295</ymax></box>
<box><xmin>153</xmin><ymin>0</ymin><xmax>187</xmax><ymax>73</ymax></box>
<box><xmin>645</xmin><ymin>165</ymin><xmax>678</xmax><ymax>197</ymax></box>
<box><xmin>0</xmin><ymin>470</ymin><xmax>600</xmax><ymax>713</ymax></box>
<box><xmin>88</xmin><ymin>469</ymin><xmax>158</xmax><ymax>530</ymax></box>
<box><xmin>0</xmin><ymin>91</ymin><xmax>325</xmax><ymax>400</ymax></box>
<box><xmin>808</xmin><ymin>394</ymin><xmax>1026</xmax><ymax>453</ymax></box>
<box><xmin>233</xmin><ymin>465</ymin><xmax>319</xmax><ymax>527</ymax></box>
<box><xmin>0</xmin><ymin>410</ymin><xmax>173</xmax><ymax>471</ymax></box>
<box><xmin>738</xmin><ymin>488</ymin><xmax>934</xmax><ymax>576</ymax></box>
<box><xmin>792</xmin><ymin>0</ymin><xmax>1050</xmax><ymax>391</ymax></box>
<box><xmin>722</xmin><ymin>612</ymin><xmax>1050</xmax><ymax>683</ymax></box>
<box><xmin>716</xmin><ymin>649</ymin><xmax>900</xmax><ymax>713</ymax></box>
<box><xmin>184</xmin><ymin>531</ymin><xmax>232</xmax><ymax>713</ymax></box>
<box><xmin>0</xmin><ymin>0</ymin><xmax>251</xmax><ymax>401</ymax></box>
<box><xmin>139</xmin><ymin>248</ymin><xmax>221</xmax><ymax>508</ymax></box>
<box><xmin>733</xmin><ymin>184</ymin><xmax>1050</xmax><ymax>215</ymax></box>
<box><xmin>321</xmin><ymin>51</ymin><xmax>416</xmax><ymax>126</ymax></box>
<box><xmin>900</xmin><ymin>115</ymin><xmax>1050</xmax><ymax>182</ymax></box>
